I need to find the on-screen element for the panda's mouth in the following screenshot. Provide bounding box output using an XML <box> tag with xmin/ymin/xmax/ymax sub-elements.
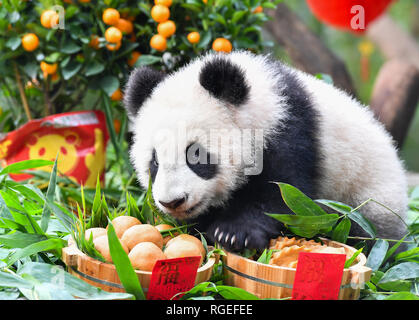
<box><xmin>166</xmin><ymin>200</ymin><xmax>203</xmax><ymax>220</ymax></box>
<box><xmin>185</xmin><ymin>201</ymin><xmax>203</xmax><ymax>215</ymax></box>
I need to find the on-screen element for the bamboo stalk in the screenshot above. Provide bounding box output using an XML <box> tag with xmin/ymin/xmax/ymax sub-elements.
<box><xmin>13</xmin><ymin>61</ymin><xmax>32</xmax><ymax>121</ymax></box>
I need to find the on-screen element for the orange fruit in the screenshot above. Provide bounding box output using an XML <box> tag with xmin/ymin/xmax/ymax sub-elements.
<box><xmin>51</xmin><ymin>72</ymin><xmax>59</xmax><ymax>82</ymax></box>
<box><xmin>203</xmin><ymin>0</ymin><xmax>208</xmax><ymax>3</ymax></box>
<box><xmin>150</xmin><ymin>34</ymin><xmax>167</xmax><ymax>51</ymax></box>
<box><xmin>40</xmin><ymin>61</ymin><xmax>58</xmax><ymax>75</ymax></box>
<box><xmin>155</xmin><ymin>224</ymin><xmax>179</xmax><ymax>245</ymax></box>
<box><xmin>115</xmin><ymin>18</ymin><xmax>133</xmax><ymax>34</ymax></box>
<box><xmin>128</xmin><ymin>51</ymin><xmax>141</xmax><ymax>67</ymax></box>
<box><xmin>121</xmin><ymin>224</ymin><xmax>164</xmax><ymax>251</ymax></box>
<box><xmin>253</xmin><ymin>6</ymin><xmax>263</xmax><ymax>13</ymax></box>
<box><xmin>102</xmin><ymin>8</ymin><xmax>120</xmax><ymax>25</ymax></box>
<box><xmin>106</xmin><ymin>41</ymin><xmax>121</xmax><ymax>51</ymax></box>
<box><xmin>155</xmin><ymin>0</ymin><xmax>172</xmax><ymax>7</ymax></box>
<box><xmin>41</xmin><ymin>10</ymin><xmax>59</xmax><ymax>29</ymax></box>
<box><xmin>151</xmin><ymin>5</ymin><xmax>170</xmax><ymax>23</ymax></box>
<box><xmin>85</xmin><ymin>227</ymin><xmax>107</xmax><ymax>241</ymax></box>
<box><xmin>157</xmin><ymin>20</ymin><xmax>176</xmax><ymax>38</ymax></box>
<box><xmin>89</xmin><ymin>35</ymin><xmax>100</xmax><ymax>49</ymax></box>
<box><xmin>21</xmin><ymin>33</ymin><xmax>39</xmax><ymax>52</ymax></box>
<box><xmin>109</xmin><ymin>216</ymin><xmax>141</xmax><ymax>238</ymax></box>
<box><xmin>113</xmin><ymin>119</ymin><xmax>121</xmax><ymax>134</ymax></box>
<box><xmin>166</xmin><ymin>234</ymin><xmax>206</xmax><ymax>258</ymax></box>
<box><xmin>105</xmin><ymin>26</ymin><xmax>122</xmax><ymax>43</ymax></box>
<box><xmin>79</xmin><ymin>0</ymin><xmax>90</xmax><ymax>3</ymax></box>
<box><xmin>128</xmin><ymin>242</ymin><xmax>166</xmax><ymax>271</ymax></box>
<box><xmin>187</xmin><ymin>31</ymin><xmax>200</xmax><ymax>44</ymax></box>
<box><xmin>110</xmin><ymin>88</ymin><xmax>123</xmax><ymax>101</ymax></box>
<box><xmin>93</xmin><ymin>235</ymin><xmax>128</xmax><ymax>263</ymax></box>
<box><xmin>212</xmin><ymin>37</ymin><xmax>232</xmax><ymax>53</ymax></box>
<box><xmin>164</xmin><ymin>239</ymin><xmax>204</xmax><ymax>266</ymax></box>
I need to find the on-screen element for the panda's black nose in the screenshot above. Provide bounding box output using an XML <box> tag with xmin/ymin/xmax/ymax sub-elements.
<box><xmin>159</xmin><ymin>197</ymin><xmax>187</xmax><ymax>210</ymax></box>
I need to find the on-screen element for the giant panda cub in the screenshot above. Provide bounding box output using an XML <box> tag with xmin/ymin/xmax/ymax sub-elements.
<box><xmin>123</xmin><ymin>50</ymin><xmax>408</xmax><ymax>251</ymax></box>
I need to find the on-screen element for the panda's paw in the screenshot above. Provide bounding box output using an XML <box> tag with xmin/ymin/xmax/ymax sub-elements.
<box><xmin>207</xmin><ymin>219</ymin><xmax>278</xmax><ymax>252</ymax></box>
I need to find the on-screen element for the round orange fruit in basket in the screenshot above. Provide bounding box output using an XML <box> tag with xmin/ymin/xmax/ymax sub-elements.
<box><xmin>166</xmin><ymin>234</ymin><xmax>205</xmax><ymax>258</ymax></box>
<box><xmin>109</xmin><ymin>216</ymin><xmax>141</xmax><ymax>238</ymax></box>
<box><xmin>121</xmin><ymin>224</ymin><xmax>164</xmax><ymax>250</ymax></box>
<box><xmin>164</xmin><ymin>239</ymin><xmax>204</xmax><ymax>266</ymax></box>
<box><xmin>129</xmin><ymin>242</ymin><xmax>166</xmax><ymax>271</ymax></box>
<box><xmin>93</xmin><ymin>235</ymin><xmax>129</xmax><ymax>263</ymax></box>
<box><xmin>85</xmin><ymin>227</ymin><xmax>107</xmax><ymax>241</ymax></box>
<box><xmin>155</xmin><ymin>224</ymin><xmax>179</xmax><ymax>245</ymax></box>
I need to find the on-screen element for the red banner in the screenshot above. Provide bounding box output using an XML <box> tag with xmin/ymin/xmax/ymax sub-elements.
<box><xmin>292</xmin><ymin>252</ymin><xmax>346</xmax><ymax>300</ymax></box>
<box><xmin>0</xmin><ymin>111</ymin><xmax>109</xmax><ymax>188</ymax></box>
<box><xmin>147</xmin><ymin>256</ymin><xmax>201</xmax><ymax>300</ymax></box>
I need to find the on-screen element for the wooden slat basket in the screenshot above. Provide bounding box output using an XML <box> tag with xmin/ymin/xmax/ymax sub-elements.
<box><xmin>222</xmin><ymin>238</ymin><xmax>372</xmax><ymax>300</ymax></box>
<box><xmin>62</xmin><ymin>246</ymin><xmax>215</xmax><ymax>294</ymax></box>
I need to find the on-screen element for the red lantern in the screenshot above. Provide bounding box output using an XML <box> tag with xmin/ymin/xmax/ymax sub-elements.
<box><xmin>306</xmin><ymin>0</ymin><xmax>393</xmax><ymax>33</ymax></box>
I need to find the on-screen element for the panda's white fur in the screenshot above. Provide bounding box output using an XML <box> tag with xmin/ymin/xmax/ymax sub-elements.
<box><xmin>127</xmin><ymin>50</ymin><xmax>408</xmax><ymax>246</ymax></box>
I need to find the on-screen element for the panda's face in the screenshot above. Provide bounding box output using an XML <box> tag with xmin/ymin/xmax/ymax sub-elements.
<box><xmin>124</xmin><ymin>52</ymin><xmax>279</xmax><ymax>220</ymax></box>
<box><xmin>130</xmin><ymin>101</ymin><xmax>245</xmax><ymax>220</ymax></box>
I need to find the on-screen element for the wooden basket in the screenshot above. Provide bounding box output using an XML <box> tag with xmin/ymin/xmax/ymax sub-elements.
<box><xmin>62</xmin><ymin>246</ymin><xmax>215</xmax><ymax>294</ymax></box>
<box><xmin>222</xmin><ymin>238</ymin><xmax>372</xmax><ymax>300</ymax></box>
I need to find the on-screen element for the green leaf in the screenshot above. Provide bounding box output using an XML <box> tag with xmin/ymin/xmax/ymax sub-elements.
<box><xmin>0</xmin><ymin>270</ymin><xmax>33</xmax><ymax>289</ymax></box>
<box><xmin>22</xmin><ymin>61</ymin><xmax>38</xmax><ymax>79</ymax></box>
<box><xmin>215</xmin><ymin>285</ymin><xmax>259</xmax><ymax>300</ymax></box>
<box><xmin>344</xmin><ymin>248</ymin><xmax>363</xmax><ymax>268</ymax></box>
<box><xmin>107</xmin><ymin>220</ymin><xmax>145</xmax><ymax>300</ymax></box>
<box><xmin>17</xmin><ymin>262</ymin><xmax>133</xmax><ymax>300</ymax></box>
<box><xmin>84</xmin><ymin>60</ymin><xmax>105</xmax><ymax>77</ymax></box>
<box><xmin>384</xmin><ymin>292</ymin><xmax>419</xmax><ymax>300</ymax></box>
<box><xmin>62</xmin><ymin>60</ymin><xmax>82</xmax><ymax>80</ymax></box>
<box><xmin>133</xmin><ymin>55</ymin><xmax>161</xmax><ymax>67</ymax></box>
<box><xmin>0</xmin><ymin>160</ymin><xmax>54</xmax><ymax>175</ymax></box>
<box><xmin>315</xmin><ymin>199</ymin><xmax>352</xmax><ymax>215</ymax></box>
<box><xmin>40</xmin><ymin>155</ymin><xmax>58</xmax><ymax>232</ymax></box>
<box><xmin>383</xmin><ymin>235</ymin><xmax>408</xmax><ymax>264</ymax></box>
<box><xmin>99</xmin><ymin>76</ymin><xmax>119</xmax><ymax>97</ymax></box>
<box><xmin>5</xmin><ymin>36</ymin><xmax>21</xmax><ymax>51</ymax></box>
<box><xmin>275</xmin><ymin>183</ymin><xmax>327</xmax><ymax>216</ymax></box>
<box><xmin>332</xmin><ymin>217</ymin><xmax>351</xmax><ymax>243</ymax></box>
<box><xmin>379</xmin><ymin>262</ymin><xmax>419</xmax><ymax>284</ymax></box>
<box><xmin>315</xmin><ymin>73</ymin><xmax>334</xmax><ymax>85</ymax></box>
<box><xmin>0</xmin><ymin>232</ymin><xmax>47</xmax><ymax>249</ymax></box>
<box><xmin>4</xmin><ymin>238</ymin><xmax>65</xmax><ymax>266</ymax></box>
<box><xmin>44</xmin><ymin>52</ymin><xmax>61</xmax><ymax>64</ymax></box>
<box><xmin>266</xmin><ymin>213</ymin><xmax>340</xmax><ymax>229</ymax></box>
<box><xmin>231</xmin><ymin>11</ymin><xmax>247</xmax><ymax>24</ymax></box>
<box><xmin>395</xmin><ymin>247</ymin><xmax>419</xmax><ymax>262</ymax></box>
<box><xmin>61</xmin><ymin>41</ymin><xmax>81</xmax><ymax>54</ymax></box>
<box><xmin>347</xmin><ymin>210</ymin><xmax>376</xmax><ymax>238</ymax></box>
<box><xmin>366</xmin><ymin>239</ymin><xmax>389</xmax><ymax>271</ymax></box>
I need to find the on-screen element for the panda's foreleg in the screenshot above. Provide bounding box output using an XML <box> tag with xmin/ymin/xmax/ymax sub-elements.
<box><xmin>202</xmin><ymin>203</ymin><xmax>286</xmax><ymax>252</ymax></box>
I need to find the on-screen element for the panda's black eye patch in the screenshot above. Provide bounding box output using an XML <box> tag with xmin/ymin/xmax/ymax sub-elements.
<box><xmin>186</xmin><ymin>143</ymin><xmax>218</xmax><ymax>180</ymax></box>
<box><xmin>149</xmin><ymin>149</ymin><xmax>158</xmax><ymax>182</ymax></box>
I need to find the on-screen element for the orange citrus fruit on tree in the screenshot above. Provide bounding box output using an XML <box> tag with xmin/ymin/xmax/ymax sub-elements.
<box><xmin>89</xmin><ymin>35</ymin><xmax>100</xmax><ymax>49</ymax></box>
<box><xmin>155</xmin><ymin>0</ymin><xmax>172</xmax><ymax>7</ymax></box>
<box><xmin>128</xmin><ymin>242</ymin><xmax>166</xmax><ymax>271</ymax></box>
<box><xmin>105</xmin><ymin>26</ymin><xmax>122</xmax><ymax>43</ymax></box>
<box><xmin>113</xmin><ymin>119</ymin><xmax>121</xmax><ymax>134</ymax></box>
<box><xmin>203</xmin><ymin>0</ymin><xmax>208</xmax><ymax>4</ymax></box>
<box><xmin>187</xmin><ymin>31</ymin><xmax>200</xmax><ymax>44</ymax></box>
<box><xmin>108</xmin><ymin>216</ymin><xmax>141</xmax><ymax>238</ymax></box>
<box><xmin>110</xmin><ymin>88</ymin><xmax>123</xmax><ymax>101</ymax></box>
<box><xmin>253</xmin><ymin>6</ymin><xmax>263</xmax><ymax>13</ymax></box>
<box><xmin>21</xmin><ymin>33</ymin><xmax>39</xmax><ymax>52</ymax></box>
<box><xmin>115</xmin><ymin>18</ymin><xmax>133</xmax><ymax>34</ymax></box>
<box><xmin>150</xmin><ymin>34</ymin><xmax>167</xmax><ymax>51</ymax></box>
<box><xmin>102</xmin><ymin>8</ymin><xmax>120</xmax><ymax>25</ymax></box>
<box><xmin>212</xmin><ymin>38</ymin><xmax>232</xmax><ymax>53</ymax></box>
<box><xmin>121</xmin><ymin>224</ymin><xmax>164</xmax><ymax>250</ymax></box>
<box><xmin>128</xmin><ymin>51</ymin><xmax>141</xmax><ymax>67</ymax></box>
<box><xmin>40</xmin><ymin>10</ymin><xmax>59</xmax><ymax>29</ymax></box>
<box><xmin>40</xmin><ymin>61</ymin><xmax>58</xmax><ymax>75</ymax></box>
<box><xmin>157</xmin><ymin>20</ymin><xmax>176</xmax><ymax>38</ymax></box>
<box><xmin>106</xmin><ymin>41</ymin><xmax>121</xmax><ymax>51</ymax></box>
<box><xmin>151</xmin><ymin>4</ymin><xmax>170</xmax><ymax>23</ymax></box>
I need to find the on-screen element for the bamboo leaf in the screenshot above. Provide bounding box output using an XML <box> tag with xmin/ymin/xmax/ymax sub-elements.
<box><xmin>366</xmin><ymin>239</ymin><xmax>389</xmax><ymax>271</ymax></box>
<box><xmin>0</xmin><ymin>160</ymin><xmax>54</xmax><ymax>175</ymax></box>
<box><xmin>40</xmin><ymin>155</ymin><xmax>58</xmax><ymax>232</ymax></box>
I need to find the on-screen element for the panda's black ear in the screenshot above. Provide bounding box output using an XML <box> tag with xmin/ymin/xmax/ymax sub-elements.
<box><xmin>199</xmin><ymin>56</ymin><xmax>250</xmax><ymax>106</ymax></box>
<box><xmin>123</xmin><ymin>66</ymin><xmax>166</xmax><ymax>118</ymax></box>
